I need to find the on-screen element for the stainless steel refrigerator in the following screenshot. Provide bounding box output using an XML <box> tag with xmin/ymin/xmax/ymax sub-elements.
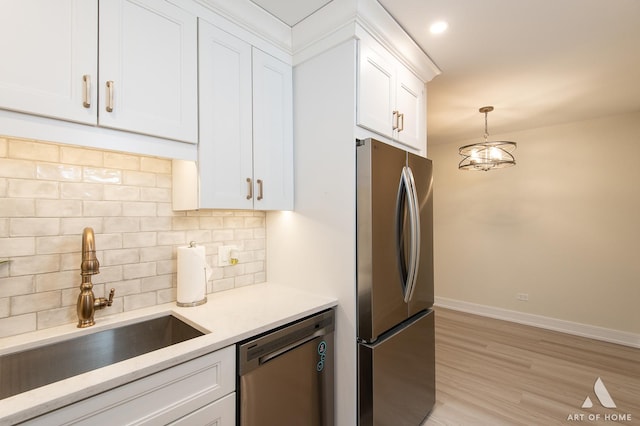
<box><xmin>356</xmin><ymin>138</ymin><xmax>435</xmax><ymax>425</ymax></box>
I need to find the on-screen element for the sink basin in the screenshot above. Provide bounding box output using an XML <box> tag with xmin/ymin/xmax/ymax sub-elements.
<box><xmin>0</xmin><ymin>315</ymin><xmax>204</xmax><ymax>399</ymax></box>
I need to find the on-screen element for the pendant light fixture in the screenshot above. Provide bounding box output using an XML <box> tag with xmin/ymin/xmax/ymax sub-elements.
<box><xmin>458</xmin><ymin>106</ymin><xmax>517</xmax><ymax>171</ymax></box>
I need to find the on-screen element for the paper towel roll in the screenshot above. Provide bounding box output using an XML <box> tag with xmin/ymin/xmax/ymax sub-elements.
<box><xmin>177</xmin><ymin>243</ymin><xmax>208</xmax><ymax>307</ymax></box>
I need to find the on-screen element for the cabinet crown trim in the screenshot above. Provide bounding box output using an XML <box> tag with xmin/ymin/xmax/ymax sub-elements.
<box><xmin>291</xmin><ymin>0</ymin><xmax>441</xmax><ymax>82</ymax></box>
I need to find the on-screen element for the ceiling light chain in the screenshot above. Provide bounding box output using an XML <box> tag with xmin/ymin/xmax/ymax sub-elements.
<box><xmin>458</xmin><ymin>106</ymin><xmax>517</xmax><ymax>171</ymax></box>
<box><xmin>483</xmin><ymin>107</ymin><xmax>490</xmax><ymax>141</ymax></box>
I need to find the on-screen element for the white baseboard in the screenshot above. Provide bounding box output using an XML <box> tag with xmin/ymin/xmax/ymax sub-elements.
<box><xmin>434</xmin><ymin>297</ymin><xmax>640</xmax><ymax>349</ymax></box>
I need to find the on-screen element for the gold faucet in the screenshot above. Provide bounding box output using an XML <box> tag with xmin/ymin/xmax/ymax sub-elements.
<box><xmin>77</xmin><ymin>227</ymin><xmax>115</xmax><ymax>328</ymax></box>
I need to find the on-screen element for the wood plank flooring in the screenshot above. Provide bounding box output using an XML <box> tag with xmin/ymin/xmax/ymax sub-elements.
<box><xmin>423</xmin><ymin>308</ymin><xmax>640</xmax><ymax>425</ymax></box>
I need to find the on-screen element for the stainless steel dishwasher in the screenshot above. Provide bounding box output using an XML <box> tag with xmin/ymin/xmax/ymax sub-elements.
<box><xmin>238</xmin><ymin>309</ymin><xmax>335</xmax><ymax>426</ymax></box>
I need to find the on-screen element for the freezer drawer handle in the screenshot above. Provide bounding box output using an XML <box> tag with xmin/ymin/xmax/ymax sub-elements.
<box><xmin>259</xmin><ymin>328</ymin><xmax>325</xmax><ymax>365</ymax></box>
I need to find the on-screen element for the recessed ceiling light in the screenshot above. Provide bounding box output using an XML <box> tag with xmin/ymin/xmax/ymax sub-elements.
<box><xmin>429</xmin><ymin>21</ymin><xmax>448</xmax><ymax>34</ymax></box>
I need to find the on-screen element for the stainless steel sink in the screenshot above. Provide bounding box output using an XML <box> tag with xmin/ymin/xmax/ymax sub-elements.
<box><xmin>0</xmin><ymin>315</ymin><xmax>204</xmax><ymax>399</ymax></box>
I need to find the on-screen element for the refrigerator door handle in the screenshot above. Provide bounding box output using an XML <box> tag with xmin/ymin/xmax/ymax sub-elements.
<box><xmin>396</xmin><ymin>168</ymin><xmax>410</xmax><ymax>300</ymax></box>
<box><xmin>405</xmin><ymin>166</ymin><xmax>421</xmax><ymax>303</ymax></box>
<box><xmin>397</xmin><ymin>166</ymin><xmax>421</xmax><ymax>303</ymax></box>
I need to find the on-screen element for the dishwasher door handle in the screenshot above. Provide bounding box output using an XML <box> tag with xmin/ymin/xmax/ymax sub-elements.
<box><xmin>259</xmin><ymin>329</ymin><xmax>325</xmax><ymax>365</ymax></box>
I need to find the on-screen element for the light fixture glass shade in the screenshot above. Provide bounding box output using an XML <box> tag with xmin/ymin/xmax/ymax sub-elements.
<box><xmin>458</xmin><ymin>140</ymin><xmax>516</xmax><ymax>171</ymax></box>
<box><xmin>458</xmin><ymin>106</ymin><xmax>517</xmax><ymax>171</ymax></box>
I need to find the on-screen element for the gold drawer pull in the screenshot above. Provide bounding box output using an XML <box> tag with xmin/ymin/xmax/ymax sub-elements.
<box><xmin>106</xmin><ymin>81</ymin><xmax>114</xmax><ymax>112</ymax></box>
<box><xmin>257</xmin><ymin>179</ymin><xmax>263</xmax><ymax>201</ymax></box>
<box><xmin>246</xmin><ymin>178</ymin><xmax>253</xmax><ymax>200</ymax></box>
<box><xmin>82</xmin><ymin>75</ymin><xmax>91</xmax><ymax>108</ymax></box>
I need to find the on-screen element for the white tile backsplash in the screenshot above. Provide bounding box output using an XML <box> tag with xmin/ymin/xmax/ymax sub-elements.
<box><xmin>10</xmin><ymin>218</ymin><xmax>60</xmax><ymax>237</ymax></box>
<box><xmin>0</xmin><ymin>158</ymin><xmax>36</xmax><ymax>178</ymax></box>
<box><xmin>8</xmin><ymin>179</ymin><xmax>59</xmax><ymax>199</ymax></box>
<box><xmin>9</xmin><ymin>140</ymin><xmax>58</xmax><ymax>161</ymax></box>
<box><xmin>0</xmin><ymin>137</ymin><xmax>266</xmax><ymax>338</ymax></box>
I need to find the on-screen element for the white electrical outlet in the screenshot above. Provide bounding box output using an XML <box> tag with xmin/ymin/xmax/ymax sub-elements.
<box><xmin>218</xmin><ymin>245</ymin><xmax>238</xmax><ymax>266</ymax></box>
<box><xmin>516</xmin><ymin>293</ymin><xmax>529</xmax><ymax>301</ymax></box>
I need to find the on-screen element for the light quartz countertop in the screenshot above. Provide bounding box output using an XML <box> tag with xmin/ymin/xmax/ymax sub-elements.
<box><xmin>0</xmin><ymin>283</ymin><xmax>337</xmax><ymax>425</ymax></box>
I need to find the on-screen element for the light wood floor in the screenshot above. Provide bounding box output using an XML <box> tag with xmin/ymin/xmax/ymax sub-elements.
<box><xmin>423</xmin><ymin>308</ymin><xmax>640</xmax><ymax>425</ymax></box>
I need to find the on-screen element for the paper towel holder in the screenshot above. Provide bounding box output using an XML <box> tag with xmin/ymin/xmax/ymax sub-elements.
<box><xmin>177</xmin><ymin>297</ymin><xmax>207</xmax><ymax>308</ymax></box>
<box><xmin>176</xmin><ymin>241</ymin><xmax>208</xmax><ymax>307</ymax></box>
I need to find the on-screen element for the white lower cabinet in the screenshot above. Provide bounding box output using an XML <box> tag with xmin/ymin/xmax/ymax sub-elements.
<box><xmin>170</xmin><ymin>392</ymin><xmax>236</xmax><ymax>425</ymax></box>
<box><xmin>24</xmin><ymin>346</ymin><xmax>235</xmax><ymax>425</ymax></box>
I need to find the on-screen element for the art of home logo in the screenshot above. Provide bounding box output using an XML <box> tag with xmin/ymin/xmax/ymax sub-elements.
<box><xmin>566</xmin><ymin>377</ymin><xmax>632</xmax><ymax>422</ymax></box>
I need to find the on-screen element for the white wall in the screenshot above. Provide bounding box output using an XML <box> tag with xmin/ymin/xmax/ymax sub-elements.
<box><xmin>429</xmin><ymin>111</ymin><xmax>640</xmax><ymax>336</ymax></box>
<box><xmin>267</xmin><ymin>39</ymin><xmax>358</xmax><ymax>426</ymax></box>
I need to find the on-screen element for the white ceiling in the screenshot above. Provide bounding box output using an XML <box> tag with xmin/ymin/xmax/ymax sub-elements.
<box><xmin>252</xmin><ymin>0</ymin><xmax>640</xmax><ymax>145</ymax></box>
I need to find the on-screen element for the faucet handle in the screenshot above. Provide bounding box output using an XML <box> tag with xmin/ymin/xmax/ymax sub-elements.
<box><xmin>92</xmin><ymin>288</ymin><xmax>116</xmax><ymax>312</ymax></box>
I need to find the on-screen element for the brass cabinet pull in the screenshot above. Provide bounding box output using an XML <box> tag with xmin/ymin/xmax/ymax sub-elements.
<box><xmin>82</xmin><ymin>75</ymin><xmax>91</xmax><ymax>108</ymax></box>
<box><xmin>246</xmin><ymin>178</ymin><xmax>253</xmax><ymax>200</ymax></box>
<box><xmin>398</xmin><ymin>112</ymin><xmax>404</xmax><ymax>132</ymax></box>
<box><xmin>257</xmin><ymin>179</ymin><xmax>263</xmax><ymax>201</ymax></box>
<box><xmin>106</xmin><ymin>81</ymin><xmax>114</xmax><ymax>112</ymax></box>
<box><xmin>392</xmin><ymin>110</ymin><xmax>399</xmax><ymax>130</ymax></box>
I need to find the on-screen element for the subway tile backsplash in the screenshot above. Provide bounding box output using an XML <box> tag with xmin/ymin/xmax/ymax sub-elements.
<box><xmin>0</xmin><ymin>136</ymin><xmax>266</xmax><ymax>338</ymax></box>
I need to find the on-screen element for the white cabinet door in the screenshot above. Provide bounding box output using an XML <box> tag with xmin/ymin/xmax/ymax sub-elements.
<box><xmin>252</xmin><ymin>48</ymin><xmax>294</xmax><ymax>211</ymax></box>
<box><xmin>99</xmin><ymin>0</ymin><xmax>197</xmax><ymax>143</ymax></box>
<box><xmin>357</xmin><ymin>36</ymin><xmax>426</xmax><ymax>152</ymax></box>
<box><xmin>395</xmin><ymin>67</ymin><xmax>425</xmax><ymax>149</ymax></box>
<box><xmin>173</xmin><ymin>26</ymin><xmax>293</xmax><ymax>212</ymax></box>
<box><xmin>357</xmin><ymin>40</ymin><xmax>395</xmax><ymax>140</ymax></box>
<box><xmin>0</xmin><ymin>0</ymin><xmax>97</xmax><ymax>124</ymax></box>
<box><xmin>198</xmin><ymin>19</ymin><xmax>253</xmax><ymax>209</ymax></box>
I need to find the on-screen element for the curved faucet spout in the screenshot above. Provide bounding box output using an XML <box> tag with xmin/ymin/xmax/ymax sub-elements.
<box><xmin>81</xmin><ymin>227</ymin><xmax>99</xmax><ymax>276</ymax></box>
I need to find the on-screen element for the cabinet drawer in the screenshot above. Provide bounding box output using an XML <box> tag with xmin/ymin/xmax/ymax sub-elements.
<box><xmin>25</xmin><ymin>346</ymin><xmax>235</xmax><ymax>425</ymax></box>
<box><xmin>170</xmin><ymin>392</ymin><xmax>236</xmax><ymax>425</ymax></box>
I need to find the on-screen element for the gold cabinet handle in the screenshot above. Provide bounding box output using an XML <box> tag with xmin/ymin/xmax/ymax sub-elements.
<box><xmin>257</xmin><ymin>179</ymin><xmax>263</xmax><ymax>201</ymax></box>
<box><xmin>398</xmin><ymin>112</ymin><xmax>404</xmax><ymax>132</ymax></box>
<box><xmin>392</xmin><ymin>110</ymin><xmax>399</xmax><ymax>130</ymax></box>
<box><xmin>106</xmin><ymin>81</ymin><xmax>114</xmax><ymax>112</ymax></box>
<box><xmin>246</xmin><ymin>178</ymin><xmax>253</xmax><ymax>200</ymax></box>
<box><xmin>82</xmin><ymin>75</ymin><xmax>91</xmax><ymax>108</ymax></box>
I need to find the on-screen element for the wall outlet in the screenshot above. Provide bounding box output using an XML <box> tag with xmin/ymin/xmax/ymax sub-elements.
<box><xmin>218</xmin><ymin>245</ymin><xmax>238</xmax><ymax>267</ymax></box>
<box><xmin>516</xmin><ymin>293</ymin><xmax>529</xmax><ymax>301</ymax></box>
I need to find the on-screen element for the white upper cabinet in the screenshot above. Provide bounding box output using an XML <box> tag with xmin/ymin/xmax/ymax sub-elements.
<box><xmin>252</xmin><ymin>47</ymin><xmax>294</xmax><ymax>211</ymax></box>
<box><xmin>99</xmin><ymin>0</ymin><xmax>198</xmax><ymax>143</ymax></box>
<box><xmin>173</xmin><ymin>20</ymin><xmax>293</xmax><ymax>211</ymax></box>
<box><xmin>357</xmin><ymin>35</ymin><xmax>426</xmax><ymax>151</ymax></box>
<box><xmin>197</xmin><ymin>20</ymin><xmax>254</xmax><ymax>209</ymax></box>
<box><xmin>0</xmin><ymin>0</ymin><xmax>97</xmax><ymax>125</ymax></box>
<box><xmin>0</xmin><ymin>0</ymin><xmax>197</xmax><ymax>145</ymax></box>
<box><xmin>357</xmin><ymin>39</ymin><xmax>395</xmax><ymax>140</ymax></box>
<box><xmin>395</xmin><ymin>66</ymin><xmax>425</xmax><ymax>149</ymax></box>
